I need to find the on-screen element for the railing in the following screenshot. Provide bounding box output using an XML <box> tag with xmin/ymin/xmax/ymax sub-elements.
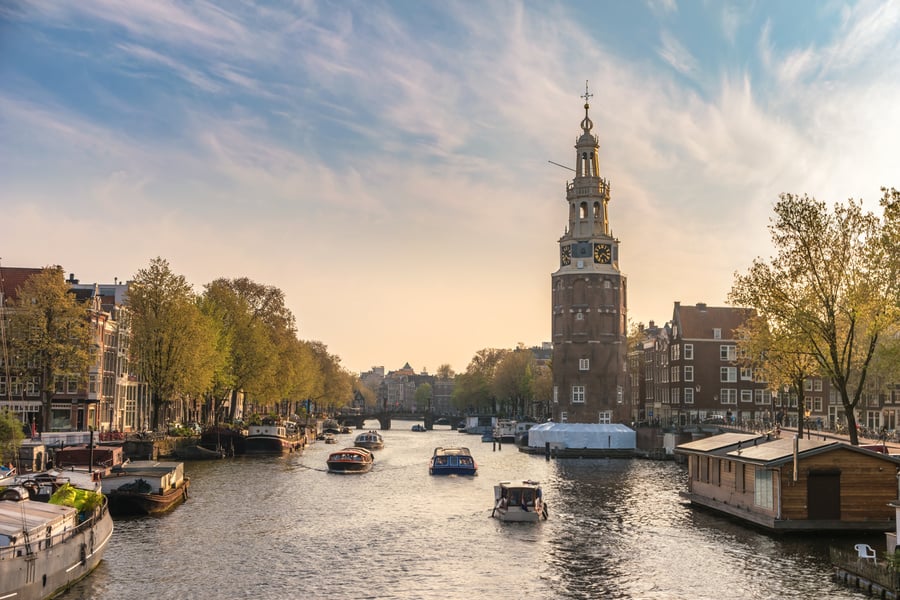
<box><xmin>0</xmin><ymin>500</ymin><xmax>107</xmax><ymax>561</ymax></box>
<box><xmin>830</xmin><ymin>545</ymin><xmax>899</xmax><ymax>591</ymax></box>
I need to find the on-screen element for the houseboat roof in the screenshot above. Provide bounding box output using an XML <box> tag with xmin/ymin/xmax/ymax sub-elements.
<box><xmin>677</xmin><ymin>433</ymin><xmax>900</xmax><ymax>467</ymax></box>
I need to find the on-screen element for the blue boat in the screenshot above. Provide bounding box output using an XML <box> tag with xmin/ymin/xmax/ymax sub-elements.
<box><xmin>429</xmin><ymin>447</ymin><xmax>478</xmax><ymax>476</ymax></box>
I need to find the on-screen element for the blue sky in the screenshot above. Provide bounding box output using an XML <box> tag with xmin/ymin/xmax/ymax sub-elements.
<box><xmin>2</xmin><ymin>1</ymin><xmax>899</xmax><ymax>375</ymax></box>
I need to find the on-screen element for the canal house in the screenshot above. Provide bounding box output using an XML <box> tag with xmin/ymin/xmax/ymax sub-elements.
<box><xmin>676</xmin><ymin>432</ymin><xmax>900</xmax><ymax>532</ymax></box>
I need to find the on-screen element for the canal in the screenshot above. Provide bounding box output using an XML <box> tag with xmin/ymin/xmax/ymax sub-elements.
<box><xmin>63</xmin><ymin>422</ymin><xmax>871</xmax><ymax>599</ymax></box>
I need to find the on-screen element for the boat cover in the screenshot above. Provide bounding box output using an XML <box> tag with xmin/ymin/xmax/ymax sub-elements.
<box><xmin>525</xmin><ymin>422</ymin><xmax>636</xmax><ymax>450</ymax></box>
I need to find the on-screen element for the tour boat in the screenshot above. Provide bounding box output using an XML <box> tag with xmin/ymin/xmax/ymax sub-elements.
<box><xmin>244</xmin><ymin>418</ymin><xmax>305</xmax><ymax>455</ymax></box>
<box><xmin>429</xmin><ymin>447</ymin><xmax>477</xmax><ymax>476</ymax></box>
<box><xmin>492</xmin><ymin>480</ymin><xmax>548</xmax><ymax>522</ymax></box>
<box><xmin>0</xmin><ymin>470</ymin><xmax>114</xmax><ymax>600</ymax></box>
<box><xmin>326</xmin><ymin>447</ymin><xmax>375</xmax><ymax>474</ymax></box>
<box><xmin>353</xmin><ymin>430</ymin><xmax>384</xmax><ymax>450</ymax></box>
<box><xmin>101</xmin><ymin>460</ymin><xmax>190</xmax><ymax>516</ymax></box>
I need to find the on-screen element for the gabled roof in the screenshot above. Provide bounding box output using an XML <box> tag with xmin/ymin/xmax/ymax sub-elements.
<box><xmin>672</xmin><ymin>302</ymin><xmax>754</xmax><ymax>340</ymax></box>
<box><xmin>0</xmin><ymin>266</ymin><xmax>44</xmax><ymax>305</ymax></box>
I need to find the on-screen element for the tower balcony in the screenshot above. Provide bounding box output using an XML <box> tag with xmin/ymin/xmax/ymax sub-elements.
<box><xmin>566</xmin><ymin>177</ymin><xmax>610</xmax><ymax>199</ymax></box>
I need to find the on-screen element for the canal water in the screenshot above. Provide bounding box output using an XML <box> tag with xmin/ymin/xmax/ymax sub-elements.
<box><xmin>64</xmin><ymin>422</ymin><xmax>870</xmax><ymax>599</ymax></box>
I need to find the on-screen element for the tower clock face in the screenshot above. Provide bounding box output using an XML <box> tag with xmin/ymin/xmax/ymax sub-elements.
<box><xmin>594</xmin><ymin>243</ymin><xmax>612</xmax><ymax>264</ymax></box>
<box><xmin>560</xmin><ymin>244</ymin><xmax>571</xmax><ymax>266</ymax></box>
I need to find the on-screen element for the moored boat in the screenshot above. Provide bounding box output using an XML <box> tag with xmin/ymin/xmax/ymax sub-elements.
<box><xmin>411</xmin><ymin>424</ymin><xmax>427</xmax><ymax>432</ymax></box>
<box><xmin>101</xmin><ymin>461</ymin><xmax>190</xmax><ymax>516</ymax></box>
<box><xmin>492</xmin><ymin>480</ymin><xmax>548</xmax><ymax>522</ymax></box>
<box><xmin>326</xmin><ymin>447</ymin><xmax>375</xmax><ymax>474</ymax></box>
<box><xmin>324</xmin><ymin>433</ymin><xmax>337</xmax><ymax>444</ymax></box>
<box><xmin>429</xmin><ymin>447</ymin><xmax>477</xmax><ymax>476</ymax></box>
<box><xmin>244</xmin><ymin>418</ymin><xmax>305</xmax><ymax>455</ymax></box>
<box><xmin>0</xmin><ymin>469</ymin><xmax>114</xmax><ymax>600</ymax></box>
<box><xmin>353</xmin><ymin>430</ymin><xmax>384</xmax><ymax>450</ymax></box>
<box><xmin>494</xmin><ymin>419</ymin><xmax>517</xmax><ymax>443</ymax></box>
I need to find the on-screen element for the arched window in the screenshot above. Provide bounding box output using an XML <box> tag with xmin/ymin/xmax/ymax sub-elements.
<box><xmin>579</xmin><ymin>202</ymin><xmax>588</xmax><ymax>219</ymax></box>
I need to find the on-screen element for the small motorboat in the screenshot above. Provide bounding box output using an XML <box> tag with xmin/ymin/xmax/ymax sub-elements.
<box><xmin>354</xmin><ymin>430</ymin><xmax>384</xmax><ymax>450</ymax></box>
<box><xmin>411</xmin><ymin>424</ymin><xmax>427</xmax><ymax>432</ymax></box>
<box><xmin>429</xmin><ymin>447</ymin><xmax>477</xmax><ymax>476</ymax></box>
<box><xmin>326</xmin><ymin>447</ymin><xmax>375</xmax><ymax>474</ymax></box>
<box><xmin>492</xmin><ymin>480</ymin><xmax>548</xmax><ymax>522</ymax></box>
<box><xmin>324</xmin><ymin>433</ymin><xmax>337</xmax><ymax>444</ymax></box>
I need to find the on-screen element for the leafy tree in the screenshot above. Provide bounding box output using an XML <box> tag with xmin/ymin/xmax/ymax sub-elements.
<box><xmin>128</xmin><ymin>258</ymin><xmax>208</xmax><ymax>430</ymax></box>
<box><xmin>491</xmin><ymin>349</ymin><xmax>535</xmax><ymax>417</ymax></box>
<box><xmin>8</xmin><ymin>266</ymin><xmax>92</xmax><ymax>432</ymax></box>
<box><xmin>414</xmin><ymin>382</ymin><xmax>433</xmax><ymax>412</ymax></box>
<box><xmin>308</xmin><ymin>341</ymin><xmax>353</xmax><ymax>412</ymax></box>
<box><xmin>731</xmin><ymin>191</ymin><xmax>900</xmax><ymax>445</ymax></box>
<box><xmin>0</xmin><ymin>408</ymin><xmax>25</xmax><ymax>465</ymax></box>
<box><xmin>436</xmin><ymin>364</ymin><xmax>455</xmax><ymax>380</ymax></box>
<box><xmin>452</xmin><ymin>348</ymin><xmax>507</xmax><ymax>413</ymax></box>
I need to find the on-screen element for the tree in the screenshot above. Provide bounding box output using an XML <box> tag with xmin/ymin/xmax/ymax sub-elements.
<box><xmin>414</xmin><ymin>382</ymin><xmax>433</xmax><ymax>412</ymax></box>
<box><xmin>0</xmin><ymin>408</ymin><xmax>25</xmax><ymax>466</ymax></box>
<box><xmin>436</xmin><ymin>364</ymin><xmax>455</xmax><ymax>380</ymax></box>
<box><xmin>730</xmin><ymin>191</ymin><xmax>900</xmax><ymax>445</ymax></box>
<box><xmin>491</xmin><ymin>350</ymin><xmax>535</xmax><ymax>417</ymax></box>
<box><xmin>129</xmin><ymin>258</ymin><xmax>208</xmax><ymax>430</ymax></box>
<box><xmin>8</xmin><ymin>266</ymin><xmax>92</xmax><ymax>432</ymax></box>
<box><xmin>452</xmin><ymin>348</ymin><xmax>507</xmax><ymax>413</ymax></box>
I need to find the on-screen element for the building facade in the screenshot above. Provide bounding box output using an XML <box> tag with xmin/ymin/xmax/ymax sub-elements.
<box><xmin>551</xmin><ymin>90</ymin><xmax>629</xmax><ymax>424</ymax></box>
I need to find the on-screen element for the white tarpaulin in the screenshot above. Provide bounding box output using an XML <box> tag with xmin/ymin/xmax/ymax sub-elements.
<box><xmin>526</xmin><ymin>422</ymin><xmax>636</xmax><ymax>450</ymax></box>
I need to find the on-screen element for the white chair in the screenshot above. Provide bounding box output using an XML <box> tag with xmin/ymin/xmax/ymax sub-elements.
<box><xmin>855</xmin><ymin>543</ymin><xmax>877</xmax><ymax>563</ymax></box>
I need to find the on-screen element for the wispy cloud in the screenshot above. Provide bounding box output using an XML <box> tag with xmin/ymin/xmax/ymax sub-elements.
<box><xmin>657</xmin><ymin>30</ymin><xmax>698</xmax><ymax>76</ymax></box>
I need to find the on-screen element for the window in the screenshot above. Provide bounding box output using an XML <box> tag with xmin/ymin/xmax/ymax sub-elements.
<box><xmin>804</xmin><ymin>379</ymin><xmax>813</xmax><ymax>391</ymax></box>
<box><xmin>579</xmin><ymin>358</ymin><xmax>590</xmax><ymax>371</ymax></box>
<box><xmin>740</xmin><ymin>368</ymin><xmax>753</xmax><ymax>381</ymax></box>
<box><xmin>814</xmin><ymin>379</ymin><xmax>823</xmax><ymax>392</ymax></box>
<box><xmin>672</xmin><ymin>345</ymin><xmax>681</xmax><ymax>360</ymax></box>
<box><xmin>813</xmin><ymin>397</ymin><xmax>822</xmax><ymax>411</ymax></box>
<box><xmin>560</xmin><ymin>411</ymin><xmax>568</xmax><ymax>423</ymax></box>
<box><xmin>572</xmin><ymin>385</ymin><xmax>585</xmax><ymax>403</ymax></box>
<box><xmin>672</xmin><ymin>387</ymin><xmax>680</xmax><ymax>403</ymax></box>
<box><xmin>720</xmin><ymin>345</ymin><xmax>736</xmax><ymax>361</ymax></box>
<box><xmin>25</xmin><ymin>377</ymin><xmax>40</xmax><ymax>397</ymax></box>
<box><xmin>684</xmin><ymin>366</ymin><xmax>694</xmax><ymax>382</ymax></box>
<box><xmin>720</xmin><ymin>367</ymin><xmax>737</xmax><ymax>382</ymax></box>
<box><xmin>598</xmin><ymin>411</ymin><xmax>611</xmax><ymax>424</ymax></box>
<box><xmin>576</xmin><ymin>312</ymin><xmax>584</xmax><ymax>320</ymax></box>
<box><xmin>741</xmin><ymin>389</ymin><xmax>753</xmax><ymax>403</ymax></box>
<box><xmin>755</xmin><ymin>469</ymin><xmax>774</xmax><ymax>510</ymax></box>
<box><xmin>553</xmin><ymin>386</ymin><xmax>558</xmax><ymax>404</ymax></box>
<box><xmin>721</xmin><ymin>389</ymin><xmax>737</xmax><ymax>404</ymax></box>
<box><xmin>603</xmin><ymin>280</ymin><xmax>611</xmax><ymax>289</ymax></box>
<box><xmin>713</xmin><ymin>328</ymin><xmax>722</xmax><ymax>339</ymax></box>
<box><xmin>684</xmin><ymin>344</ymin><xmax>693</xmax><ymax>360</ymax></box>
<box><xmin>684</xmin><ymin>387</ymin><xmax>694</xmax><ymax>404</ymax></box>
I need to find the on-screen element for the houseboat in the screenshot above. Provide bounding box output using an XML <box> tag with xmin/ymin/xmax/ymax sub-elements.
<box><xmin>353</xmin><ymin>430</ymin><xmax>384</xmax><ymax>450</ymax></box>
<box><xmin>461</xmin><ymin>415</ymin><xmax>496</xmax><ymax>436</ymax></box>
<box><xmin>429</xmin><ymin>447</ymin><xmax>477</xmax><ymax>476</ymax></box>
<box><xmin>244</xmin><ymin>419</ymin><xmax>305</xmax><ymax>455</ymax></box>
<box><xmin>326</xmin><ymin>447</ymin><xmax>375</xmax><ymax>474</ymax></box>
<box><xmin>492</xmin><ymin>480</ymin><xmax>548</xmax><ymax>522</ymax></box>
<box><xmin>675</xmin><ymin>432</ymin><xmax>900</xmax><ymax>532</ymax></box>
<box><xmin>0</xmin><ymin>470</ymin><xmax>114</xmax><ymax>600</ymax></box>
<box><xmin>494</xmin><ymin>420</ymin><xmax>517</xmax><ymax>443</ymax></box>
<box><xmin>101</xmin><ymin>460</ymin><xmax>190</xmax><ymax>516</ymax></box>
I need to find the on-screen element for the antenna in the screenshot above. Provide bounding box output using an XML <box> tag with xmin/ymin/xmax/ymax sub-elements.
<box><xmin>548</xmin><ymin>160</ymin><xmax>575</xmax><ymax>172</ymax></box>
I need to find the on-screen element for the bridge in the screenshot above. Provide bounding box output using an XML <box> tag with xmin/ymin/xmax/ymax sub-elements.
<box><xmin>335</xmin><ymin>412</ymin><xmax>459</xmax><ymax>431</ymax></box>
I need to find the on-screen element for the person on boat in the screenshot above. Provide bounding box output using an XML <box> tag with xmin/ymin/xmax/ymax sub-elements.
<box><xmin>520</xmin><ymin>492</ymin><xmax>529</xmax><ymax>512</ymax></box>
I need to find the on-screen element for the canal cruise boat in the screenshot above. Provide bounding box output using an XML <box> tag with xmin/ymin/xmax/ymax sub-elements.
<box><xmin>326</xmin><ymin>447</ymin><xmax>375</xmax><ymax>474</ymax></box>
<box><xmin>353</xmin><ymin>430</ymin><xmax>384</xmax><ymax>450</ymax></box>
<box><xmin>429</xmin><ymin>447</ymin><xmax>478</xmax><ymax>476</ymax></box>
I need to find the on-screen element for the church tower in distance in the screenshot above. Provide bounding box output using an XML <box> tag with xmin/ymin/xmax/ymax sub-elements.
<box><xmin>551</xmin><ymin>84</ymin><xmax>628</xmax><ymax>424</ymax></box>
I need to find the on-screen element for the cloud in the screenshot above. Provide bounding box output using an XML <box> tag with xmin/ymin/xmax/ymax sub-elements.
<box><xmin>657</xmin><ymin>30</ymin><xmax>698</xmax><ymax>76</ymax></box>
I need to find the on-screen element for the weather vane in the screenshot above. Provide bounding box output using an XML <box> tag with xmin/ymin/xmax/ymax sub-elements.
<box><xmin>582</xmin><ymin>80</ymin><xmax>593</xmax><ymax>105</ymax></box>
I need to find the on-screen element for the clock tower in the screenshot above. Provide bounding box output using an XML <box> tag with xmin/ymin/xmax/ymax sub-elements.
<box><xmin>551</xmin><ymin>84</ymin><xmax>628</xmax><ymax>424</ymax></box>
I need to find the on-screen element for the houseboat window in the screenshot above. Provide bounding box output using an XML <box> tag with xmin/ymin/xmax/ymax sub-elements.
<box><xmin>754</xmin><ymin>469</ymin><xmax>774</xmax><ymax>510</ymax></box>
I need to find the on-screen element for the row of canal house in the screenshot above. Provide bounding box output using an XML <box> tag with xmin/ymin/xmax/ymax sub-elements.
<box><xmin>676</xmin><ymin>431</ymin><xmax>900</xmax><ymax>533</ymax></box>
<box><xmin>630</xmin><ymin>301</ymin><xmax>900</xmax><ymax>432</ymax></box>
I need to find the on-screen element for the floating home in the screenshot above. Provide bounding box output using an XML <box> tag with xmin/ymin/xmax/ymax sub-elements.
<box><xmin>675</xmin><ymin>432</ymin><xmax>900</xmax><ymax>532</ymax></box>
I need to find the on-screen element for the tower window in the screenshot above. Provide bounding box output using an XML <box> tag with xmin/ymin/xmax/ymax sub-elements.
<box><xmin>572</xmin><ymin>385</ymin><xmax>585</xmax><ymax>403</ymax></box>
<box><xmin>579</xmin><ymin>358</ymin><xmax>590</xmax><ymax>371</ymax></box>
<box><xmin>579</xmin><ymin>202</ymin><xmax>588</xmax><ymax>219</ymax></box>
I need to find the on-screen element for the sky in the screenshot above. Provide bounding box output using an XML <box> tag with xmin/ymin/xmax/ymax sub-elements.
<box><xmin>2</xmin><ymin>1</ymin><xmax>900</xmax><ymax>377</ymax></box>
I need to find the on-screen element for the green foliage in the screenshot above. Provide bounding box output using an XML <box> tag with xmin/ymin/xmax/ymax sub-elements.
<box><xmin>8</xmin><ymin>266</ymin><xmax>93</xmax><ymax>430</ymax></box>
<box><xmin>0</xmin><ymin>409</ymin><xmax>24</xmax><ymax>463</ymax></box>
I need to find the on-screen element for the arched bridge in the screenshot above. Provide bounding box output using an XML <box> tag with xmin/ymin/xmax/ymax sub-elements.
<box><xmin>335</xmin><ymin>412</ymin><xmax>458</xmax><ymax>431</ymax></box>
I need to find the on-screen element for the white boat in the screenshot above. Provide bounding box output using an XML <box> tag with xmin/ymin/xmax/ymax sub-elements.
<box><xmin>353</xmin><ymin>430</ymin><xmax>384</xmax><ymax>450</ymax></box>
<box><xmin>0</xmin><ymin>469</ymin><xmax>114</xmax><ymax>600</ymax></box>
<box><xmin>244</xmin><ymin>418</ymin><xmax>305</xmax><ymax>454</ymax></box>
<box><xmin>492</xmin><ymin>480</ymin><xmax>548</xmax><ymax>522</ymax></box>
<box><xmin>495</xmin><ymin>420</ymin><xmax>517</xmax><ymax>443</ymax></box>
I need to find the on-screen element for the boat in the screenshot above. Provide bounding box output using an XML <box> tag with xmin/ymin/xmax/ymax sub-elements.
<box><xmin>0</xmin><ymin>469</ymin><xmax>114</xmax><ymax>600</ymax></box>
<box><xmin>324</xmin><ymin>433</ymin><xmax>337</xmax><ymax>444</ymax></box>
<box><xmin>101</xmin><ymin>460</ymin><xmax>190</xmax><ymax>516</ymax></box>
<box><xmin>429</xmin><ymin>447</ymin><xmax>477</xmax><ymax>476</ymax></box>
<box><xmin>244</xmin><ymin>418</ymin><xmax>305</xmax><ymax>455</ymax></box>
<box><xmin>199</xmin><ymin>424</ymin><xmax>247</xmax><ymax>456</ymax></box>
<box><xmin>172</xmin><ymin>444</ymin><xmax>227</xmax><ymax>460</ymax></box>
<box><xmin>353</xmin><ymin>430</ymin><xmax>384</xmax><ymax>450</ymax></box>
<box><xmin>495</xmin><ymin>419</ymin><xmax>517</xmax><ymax>443</ymax></box>
<box><xmin>323</xmin><ymin>419</ymin><xmax>341</xmax><ymax>435</ymax></box>
<box><xmin>411</xmin><ymin>424</ymin><xmax>427</xmax><ymax>432</ymax></box>
<box><xmin>326</xmin><ymin>447</ymin><xmax>375</xmax><ymax>474</ymax></box>
<box><xmin>491</xmin><ymin>480</ymin><xmax>548</xmax><ymax>522</ymax></box>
